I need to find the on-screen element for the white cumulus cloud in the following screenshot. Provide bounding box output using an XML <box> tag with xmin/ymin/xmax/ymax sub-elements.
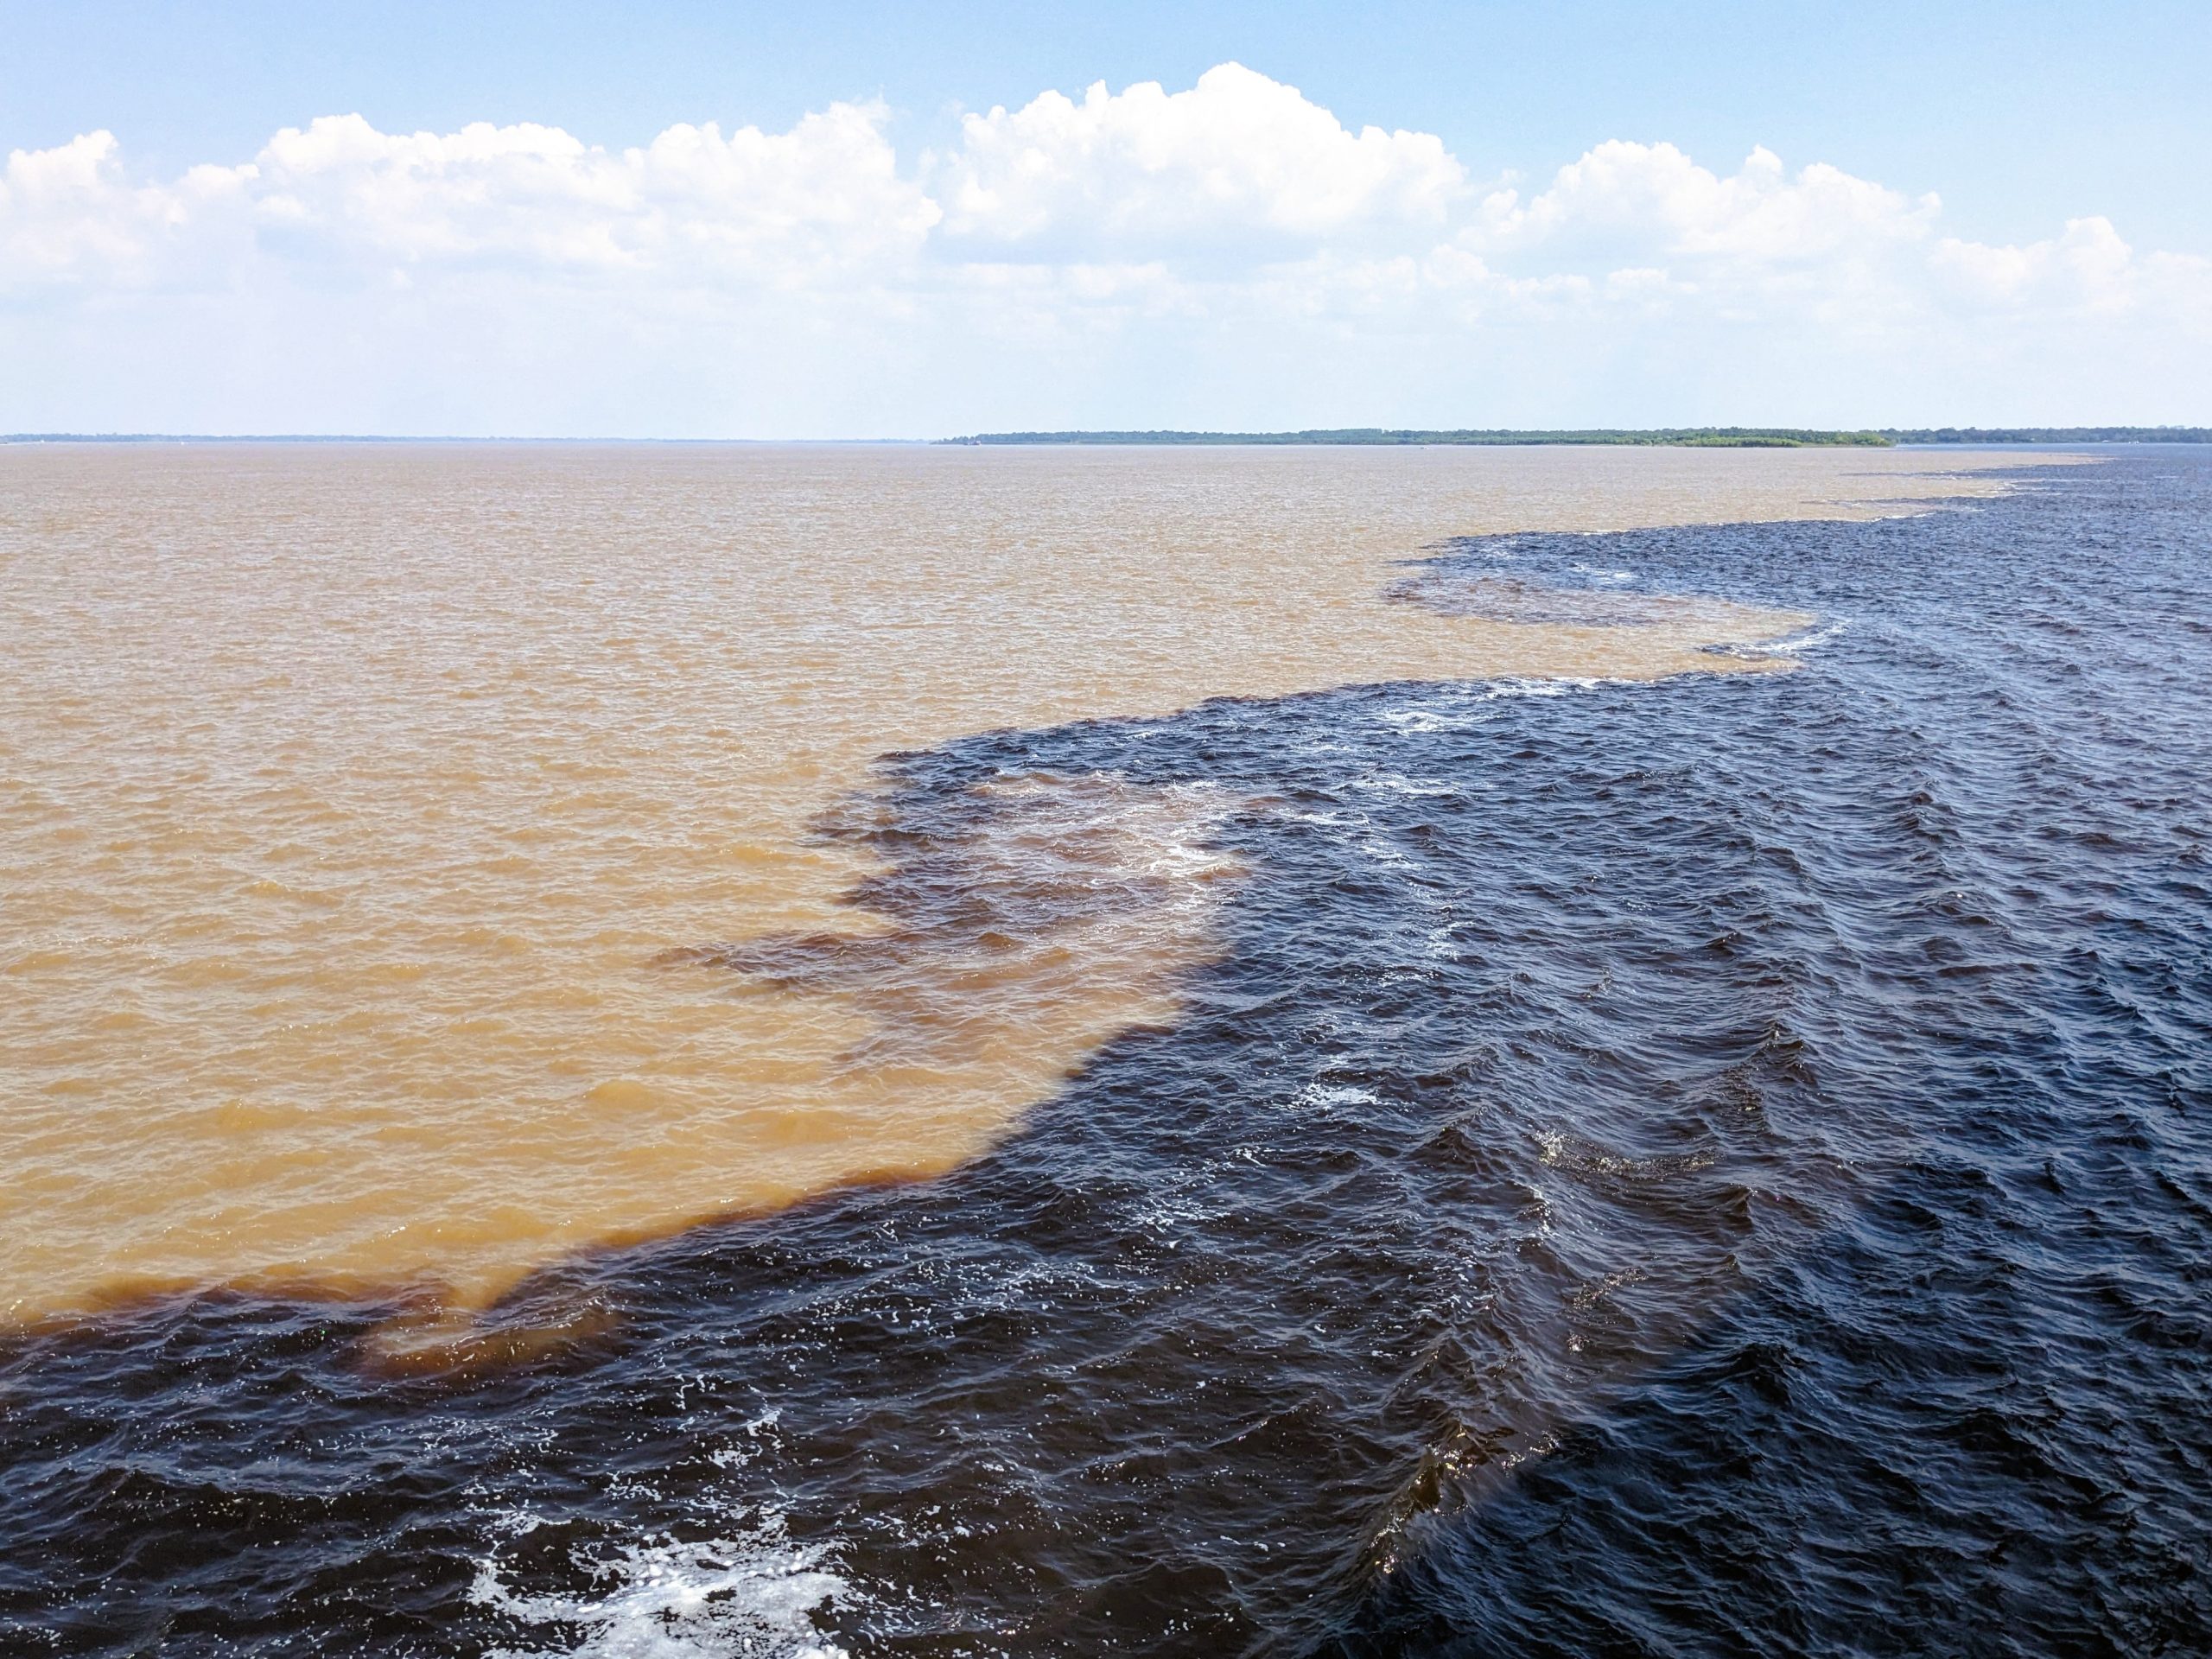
<box><xmin>2</xmin><ymin>63</ymin><xmax>2208</xmax><ymax>433</ymax></box>
<box><xmin>3</xmin><ymin>104</ymin><xmax>940</xmax><ymax>296</ymax></box>
<box><xmin>2</xmin><ymin>130</ymin><xmax>250</xmax><ymax>287</ymax></box>
<box><xmin>245</xmin><ymin>105</ymin><xmax>940</xmax><ymax>283</ymax></box>
<box><xmin>1474</xmin><ymin>141</ymin><xmax>1941</xmax><ymax>264</ymax></box>
<box><xmin>934</xmin><ymin>62</ymin><xmax>1465</xmax><ymax>254</ymax></box>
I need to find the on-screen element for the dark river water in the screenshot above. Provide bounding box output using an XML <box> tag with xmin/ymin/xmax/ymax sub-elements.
<box><xmin>4</xmin><ymin>450</ymin><xmax>2209</xmax><ymax>1656</ymax></box>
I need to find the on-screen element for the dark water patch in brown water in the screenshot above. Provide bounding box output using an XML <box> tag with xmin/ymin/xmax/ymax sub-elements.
<box><xmin>1388</xmin><ymin>569</ymin><xmax>1745</xmax><ymax>630</ymax></box>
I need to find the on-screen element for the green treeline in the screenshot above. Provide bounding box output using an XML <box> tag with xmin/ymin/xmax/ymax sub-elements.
<box><xmin>10</xmin><ymin>426</ymin><xmax>2205</xmax><ymax>448</ymax></box>
<box><xmin>945</xmin><ymin>427</ymin><xmax>1894</xmax><ymax>448</ymax></box>
<box><xmin>1877</xmin><ymin>427</ymin><xmax>2212</xmax><ymax>444</ymax></box>
<box><xmin>944</xmin><ymin>426</ymin><xmax>2212</xmax><ymax>448</ymax></box>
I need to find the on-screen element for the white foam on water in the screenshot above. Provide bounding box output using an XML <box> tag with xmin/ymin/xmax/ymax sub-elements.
<box><xmin>1378</xmin><ymin>684</ymin><xmax>1510</xmax><ymax>734</ymax></box>
<box><xmin>1350</xmin><ymin>771</ymin><xmax>1459</xmax><ymax>799</ymax></box>
<box><xmin>1294</xmin><ymin>1082</ymin><xmax>1383</xmax><ymax>1113</ymax></box>
<box><xmin>1737</xmin><ymin>619</ymin><xmax>1851</xmax><ymax>657</ymax></box>
<box><xmin>472</xmin><ymin>1508</ymin><xmax>849</xmax><ymax>1659</ymax></box>
<box><xmin>1480</xmin><ymin>676</ymin><xmax>1603</xmax><ymax>701</ymax></box>
<box><xmin>1378</xmin><ymin>708</ymin><xmax>1453</xmax><ymax>734</ymax></box>
<box><xmin>1359</xmin><ymin>833</ymin><xmax>1416</xmax><ymax>869</ymax></box>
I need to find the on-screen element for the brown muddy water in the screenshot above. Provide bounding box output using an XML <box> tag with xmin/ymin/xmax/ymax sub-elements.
<box><xmin>0</xmin><ymin>442</ymin><xmax>2020</xmax><ymax>1351</ymax></box>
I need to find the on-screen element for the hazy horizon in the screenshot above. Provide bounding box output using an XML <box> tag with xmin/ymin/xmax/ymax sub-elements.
<box><xmin>5</xmin><ymin>426</ymin><xmax>2209</xmax><ymax>447</ymax></box>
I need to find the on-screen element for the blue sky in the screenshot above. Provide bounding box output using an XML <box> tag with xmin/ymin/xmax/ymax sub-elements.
<box><xmin>4</xmin><ymin>2</ymin><xmax>2209</xmax><ymax>435</ymax></box>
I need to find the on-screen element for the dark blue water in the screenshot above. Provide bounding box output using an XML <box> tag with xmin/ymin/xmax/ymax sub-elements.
<box><xmin>4</xmin><ymin>452</ymin><xmax>2209</xmax><ymax>1656</ymax></box>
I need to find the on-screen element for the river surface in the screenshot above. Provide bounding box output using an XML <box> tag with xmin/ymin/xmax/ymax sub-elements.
<box><xmin>2</xmin><ymin>443</ymin><xmax>2206</xmax><ymax>1655</ymax></box>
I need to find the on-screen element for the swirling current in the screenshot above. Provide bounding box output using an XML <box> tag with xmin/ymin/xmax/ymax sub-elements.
<box><xmin>3</xmin><ymin>449</ymin><xmax>2209</xmax><ymax>1656</ymax></box>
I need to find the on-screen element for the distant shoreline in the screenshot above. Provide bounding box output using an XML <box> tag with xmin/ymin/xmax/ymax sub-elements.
<box><xmin>941</xmin><ymin>427</ymin><xmax>2212</xmax><ymax>448</ymax></box>
<box><xmin>5</xmin><ymin>427</ymin><xmax>2208</xmax><ymax>448</ymax></box>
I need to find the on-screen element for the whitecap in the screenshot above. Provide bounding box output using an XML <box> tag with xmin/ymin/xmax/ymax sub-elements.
<box><xmin>473</xmin><ymin>1509</ymin><xmax>848</xmax><ymax>1659</ymax></box>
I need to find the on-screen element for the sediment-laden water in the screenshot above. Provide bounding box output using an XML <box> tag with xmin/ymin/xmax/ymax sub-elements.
<box><xmin>3</xmin><ymin>445</ymin><xmax>2206</xmax><ymax>1656</ymax></box>
<box><xmin>0</xmin><ymin>442</ymin><xmax>1974</xmax><ymax>1342</ymax></box>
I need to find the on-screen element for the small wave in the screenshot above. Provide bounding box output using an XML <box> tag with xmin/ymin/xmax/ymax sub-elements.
<box><xmin>1294</xmin><ymin>1081</ymin><xmax>1384</xmax><ymax>1113</ymax></box>
<box><xmin>1350</xmin><ymin>771</ymin><xmax>1459</xmax><ymax>798</ymax></box>
<box><xmin>1482</xmin><ymin>676</ymin><xmax>1602</xmax><ymax>701</ymax></box>
<box><xmin>1709</xmin><ymin>620</ymin><xmax>1851</xmax><ymax>658</ymax></box>
<box><xmin>1374</xmin><ymin>677</ymin><xmax>1608</xmax><ymax>731</ymax></box>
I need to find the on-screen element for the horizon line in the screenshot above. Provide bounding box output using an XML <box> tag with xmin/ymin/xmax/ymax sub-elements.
<box><xmin>6</xmin><ymin>425</ymin><xmax>2211</xmax><ymax>448</ymax></box>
